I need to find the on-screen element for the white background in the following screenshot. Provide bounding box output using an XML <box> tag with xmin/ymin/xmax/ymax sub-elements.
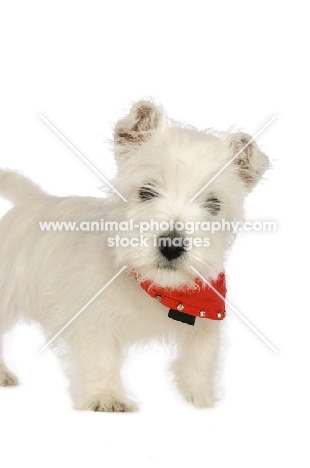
<box><xmin>0</xmin><ymin>1</ymin><xmax>309</xmax><ymax>467</ymax></box>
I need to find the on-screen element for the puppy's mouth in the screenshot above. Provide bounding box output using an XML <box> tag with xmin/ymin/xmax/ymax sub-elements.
<box><xmin>156</xmin><ymin>262</ymin><xmax>178</xmax><ymax>271</ymax></box>
<box><xmin>156</xmin><ymin>255</ymin><xmax>184</xmax><ymax>271</ymax></box>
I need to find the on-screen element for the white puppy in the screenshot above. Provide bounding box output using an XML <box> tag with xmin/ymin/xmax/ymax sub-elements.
<box><xmin>0</xmin><ymin>101</ymin><xmax>269</xmax><ymax>411</ymax></box>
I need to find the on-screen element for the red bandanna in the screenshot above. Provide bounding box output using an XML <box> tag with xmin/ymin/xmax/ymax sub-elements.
<box><xmin>138</xmin><ymin>273</ymin><xmax>226</xmax><ymax>320</ymax></box>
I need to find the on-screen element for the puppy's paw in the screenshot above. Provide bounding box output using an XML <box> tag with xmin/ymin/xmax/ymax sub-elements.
<box><xmin>182</xmin><ymin>389</ymin><xmax>217</xmax><ymax>409</ymax></box>
<box><xmin>0</xmin><ymin>369</ymin><xmax>18</xmax><ymax>386</ymax></box>
<box><xmin>75</xmin><ymin>395</ymin><xmax>137</xmax><ymax>412</ymax></box>
<box><xmin>175</xmin><ymin>382</ymin><xmax>217</xmax><ymax>408</ymax></box>
<box><xmin>93</xmin><ymin>400</ymin><xmax>128</xmax><ymax>412</ymax></box>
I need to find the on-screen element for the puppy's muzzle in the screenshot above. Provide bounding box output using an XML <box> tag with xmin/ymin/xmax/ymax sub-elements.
<box><xmin>158</xmin><ymin>233</ymin><xmax>186</xmax><ymax>261</ymax></box>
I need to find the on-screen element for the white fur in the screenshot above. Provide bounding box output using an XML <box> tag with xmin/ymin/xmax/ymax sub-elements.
<box><xmin>0</xmin><ymin>101</ymin><xmax>269</xmax><ymax>411</ymax></box>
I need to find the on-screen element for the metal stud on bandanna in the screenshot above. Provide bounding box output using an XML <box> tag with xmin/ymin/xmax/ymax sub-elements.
<box><xmin>138</xmin><ymin>273</ymin><xmax>226</xmax><ymax>325</ymax></box>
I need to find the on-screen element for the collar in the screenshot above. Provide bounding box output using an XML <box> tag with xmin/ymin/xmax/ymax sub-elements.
<box><xmin>137</xmin><ymin>273</ymin><xmax>226</xmax><ymax>326</ymax></box>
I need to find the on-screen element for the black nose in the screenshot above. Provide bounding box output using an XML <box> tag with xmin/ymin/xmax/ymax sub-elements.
<box><xmin>158</xmin><ymin>234</ymin><xmax>186</xmax><ymax>261</ymax></box>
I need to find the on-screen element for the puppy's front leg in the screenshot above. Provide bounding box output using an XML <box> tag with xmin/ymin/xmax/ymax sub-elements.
<box><xmin>63</xmin><ymin>319</ymin><xmax>135</xmax><ymax>412</ymax></box>
<box><xmin>171</xmin><ymin>320</ymin><xmax>222</xmax><ymax>408</ymax></box>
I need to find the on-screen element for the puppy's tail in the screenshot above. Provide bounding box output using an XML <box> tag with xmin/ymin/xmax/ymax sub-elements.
<box><xmin>0</xmin><ymin>169</ymin><xmax>45</xmax><ymax>204</ymax></box>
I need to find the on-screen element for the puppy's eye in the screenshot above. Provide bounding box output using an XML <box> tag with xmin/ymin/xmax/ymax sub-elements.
<box><xmin>139</xmin><ymin>186</ymin><xmax>159</xmax><ymax>201</ymax></box>
<box><xmin>204</xmin><ymin>196</ymin><xmax>221</xmax><ymax>215</ymax></box>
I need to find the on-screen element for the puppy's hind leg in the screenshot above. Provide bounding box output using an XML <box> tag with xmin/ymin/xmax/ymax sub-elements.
<box><xmin>0</xmin><ymin>334</ymin><xmax>18</xmax><ymax>387</ymax></box>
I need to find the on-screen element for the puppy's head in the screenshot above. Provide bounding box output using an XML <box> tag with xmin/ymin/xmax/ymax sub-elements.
<box><xmin>108</xmin><ymin>100</ymin><xmax>269</xmax><ymax>287</ymax></box>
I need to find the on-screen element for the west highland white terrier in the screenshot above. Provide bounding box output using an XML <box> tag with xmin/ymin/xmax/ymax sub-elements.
<box><xmin>0</xmin><ymin>101</ymin><xmax>269</xmax><ymax>411</ymax></box>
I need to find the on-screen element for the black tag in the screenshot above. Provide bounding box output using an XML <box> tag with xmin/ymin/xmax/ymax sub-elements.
<box><xmin>168</xmin><ymin>309</ymin><xmax>196</xmax><ymax>326</ymax></box>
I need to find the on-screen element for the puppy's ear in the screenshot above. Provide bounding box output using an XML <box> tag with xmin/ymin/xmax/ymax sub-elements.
<box><xmin>114</xmin><ymin>101</ymin><xmax>164</xmax><ymax>158</ymax></box>
<box><xmin>226</xmin><ymin>132</ymin><xmax>270</xmax><ymax>190</ymax></box>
